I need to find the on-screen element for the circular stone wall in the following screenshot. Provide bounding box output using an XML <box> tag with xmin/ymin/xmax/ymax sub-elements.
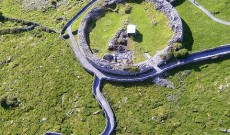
<box><xmin>77</xmin><ymin>0</ymin><xmax>183</xmax><ymax>75</ymax></box>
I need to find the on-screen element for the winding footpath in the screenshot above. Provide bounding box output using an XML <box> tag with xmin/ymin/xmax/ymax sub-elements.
<box><xmin>93</xmin><ymin>75</ymin><xmax>115</xmax><ymax>135</ymax></box>
<box><xmin>60</xmin><ymin>0</ymin><xmax>230</xmax><ymax>135</ymax></box>
<box><xmin>189</xmin><ymin>0</ymin><xmax>230</xmax><ymax>26</ymax></box>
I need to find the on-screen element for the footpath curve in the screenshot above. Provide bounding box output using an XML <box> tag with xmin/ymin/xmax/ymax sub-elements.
<box><xmin>93</xmin><ymin>75</ymin><xmax>115</xmax><ymax>135</ymax></box>
<box><xmin>61</xmin><ymin>0</ymin><xmax>230</xmax><ymax>135</ymax></box>
<box><xmin>189</xmin><ymin>0</ymin><xmax>230</xmax><ymax>26</ymax></box>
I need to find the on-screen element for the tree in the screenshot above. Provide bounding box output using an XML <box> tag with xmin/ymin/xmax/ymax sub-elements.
<box><xmin>173</xmin><ymin>48</ymin><xmax>189</xmax><ymax>59</ymax></box>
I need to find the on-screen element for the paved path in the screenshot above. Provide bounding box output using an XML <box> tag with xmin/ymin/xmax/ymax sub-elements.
<box><xmin>143</xmin><ymin>53</ymin><xmax>162</xmax><ymax>73</ymax></box>
<box><xmin>189</xmin><ymin>0</ymin><xmax>230</xmax><ymax>25</ymax></box>
<box><xmin>93</xmin><ymin>75</ymin><xmax>115</xmax><ymax>135</ymax></box>
<box><xmin>61</xmin><ymin>0</ymin><xmax>99</xmax><ymax>35</ymax></box>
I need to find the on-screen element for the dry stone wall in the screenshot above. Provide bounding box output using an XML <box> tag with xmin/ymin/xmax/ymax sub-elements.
<box><xmin>77</xmin><ymin>0</ymin><xmax>183</xmax><ymax>75</ymax></box>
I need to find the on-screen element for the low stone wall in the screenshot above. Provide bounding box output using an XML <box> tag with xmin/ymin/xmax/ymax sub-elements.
<box><xmin>87</xmin><ymin>56</ymin><xmax>154</xmax><ymax>75</ymax></box>
<box><xmin>0</xmin><ymin>25</ymin><xmax>35</xmax><ymax>35</ymax></box>
<box><xmin>77</xmin><ymin>0</ymin><xmax>183</xmax><ymax>75</ymax></box>
<box><xmin>104</xmin><ymin>0</ymin><xmax>124</xmax><ymax>6</ymax></box>
<box><xmin>0</xmin><ymin>16</ymin><xmax>57</xmax><ymax>35</ymax></box>
<box><xmin>149</xmin><ymin>0</ymin><xmax>183</xmax><ymax>66</ymax></box>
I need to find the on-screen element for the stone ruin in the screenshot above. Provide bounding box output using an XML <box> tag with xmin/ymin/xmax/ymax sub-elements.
<box><xmin>77</xmin><ymin>0</ymin><xmax>183</xmax><ymax>75</ymax></box>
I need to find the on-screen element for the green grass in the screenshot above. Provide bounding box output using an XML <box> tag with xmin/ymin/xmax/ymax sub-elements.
<box><xmin>0</xmin><ymin>0</ymin><xmax>90</xmax><ymax>31</ymax></box>
<box><xmin>174</xmin><ymin>0</ymin><xmax>230</xmax><ymax>52</ymax></box>
<box><xmin>0</xmin><ymin>30</ymin><xmax>105</xmax><ymax>134</ymax></box>
<box><xmin>197</xmin><ymin>0</ymin><xmax>230</xmax><ymax>21</ymax></box>
<box><xmin>88</xmin><ymin>1</ymin><xmax>173</xmax><ymax>63</ymax></box>
<box><xmin>0</xmin><ymin>0</ymin><xmax>230</xmax><ymax>134</ymax></box>
<box><xmin>103</xmin><ymin>57</ymin><xmax>230</xmax><ymax>134</ymax></box>
<box><xmin>71</xmin><ymin>0</ymin><xmax>104</xmax><ymax>32</ymax></box>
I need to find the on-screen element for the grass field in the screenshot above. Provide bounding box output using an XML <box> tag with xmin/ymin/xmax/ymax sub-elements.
<box><xmin>0</xmin><ymin>20</ymin><xmax>24</xmax><ymax>29</ymax></box>
<box><xmin>197</xmin><ymin>0</ymin><xmax>230</xmax><ymax>21</ymax></box>
<box><xmin>103</xmin><ymin>56</ymin><xmax>230</xmax><ymax>134</ymax></box>
<box><xmin>0</xmin><ymin>0</ymin><xmax>230</xmax><ymax>134</ymax></box>
<box><xmin>174</xmin><ymin>0</ymin><xmax>230</xmax><ymax>52</ymax></box>
<box><xmin>0</xmin><ymin>0</ymin><xmax>90</xmax><ymax>31</ymax></box>
<box><xmin>88</xmin><ymin>1</ymin><xmax>173</xmax><ymax>63</ymax></box>
<box><xmin>0</xmin><ymin>30</ymin><xmax>106</xmax><ymax>134</ymax></box>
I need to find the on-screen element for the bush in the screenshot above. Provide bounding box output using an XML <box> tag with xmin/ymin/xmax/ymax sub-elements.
<box><xmin>167</xmin><ymin>47</ymin><xmax>174</xmax><ymax>55</ymax></box>
<box><xmin>172</xmin><ymin>42</ymin><xmax>183</xmax><ymax>50</ymax></box>
<box><xmin>173</xmin><ymin>48</ymin><xmax>189</xmax><ymax>59</ymax></box>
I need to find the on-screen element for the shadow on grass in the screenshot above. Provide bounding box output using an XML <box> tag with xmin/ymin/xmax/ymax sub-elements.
<box><xmin>86</xmin><ymin>19</ymin><xmax>97</xmax><ymax>46</ymax></box>
<box><xmin>0</xmin><ymin>16</ymin><xmax>7</xmax><ymax>23</ymax></box>
<box><xmin>125</xmin><ymin>0</ymin><xmax>144</xmax><ymax>4</ymax></box>
<box><xmin>63</xmin><ymin>30</ymin><xmax>78</xmax><ymax>39</ymax></box>
<box><xmin>132</xmin><ymin>30</ymin><xmax>143</xmax><ymax>43</ymax></box>
<box><xmin>101</xmin><ymin>77</ymin><xmax>155</xmax><ymax>92</ymax></box>
<box><xmin>172</xmin><ymin>0</ymin><xmax>186</xmax><ymax>7</ymax></box>
<box><xmin>181</xmin><ymin>18</ymin><xmax>194</xmax><ymax>51</ymax></box>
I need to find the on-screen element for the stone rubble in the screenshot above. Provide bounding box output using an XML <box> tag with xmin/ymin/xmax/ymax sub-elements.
<box><xmin>153</xmin><ymin>76</ymin><xmax>174</xmax><ymax>89</ymax></box>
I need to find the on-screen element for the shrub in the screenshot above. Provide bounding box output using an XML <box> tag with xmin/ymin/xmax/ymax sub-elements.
<box><xmin>172</xmin><ymin>42</ymin><xmax>183</xmax><ymax>50</ymax></box>
<box><xmin>167</xmin><ymin>47</ymin><xmax>174</xmax><ymax>56</ymax></box>
<box><xmin>174</xmin><ymin>48</ymin><xmax>189</xmax><ymax>59</ymax></box>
